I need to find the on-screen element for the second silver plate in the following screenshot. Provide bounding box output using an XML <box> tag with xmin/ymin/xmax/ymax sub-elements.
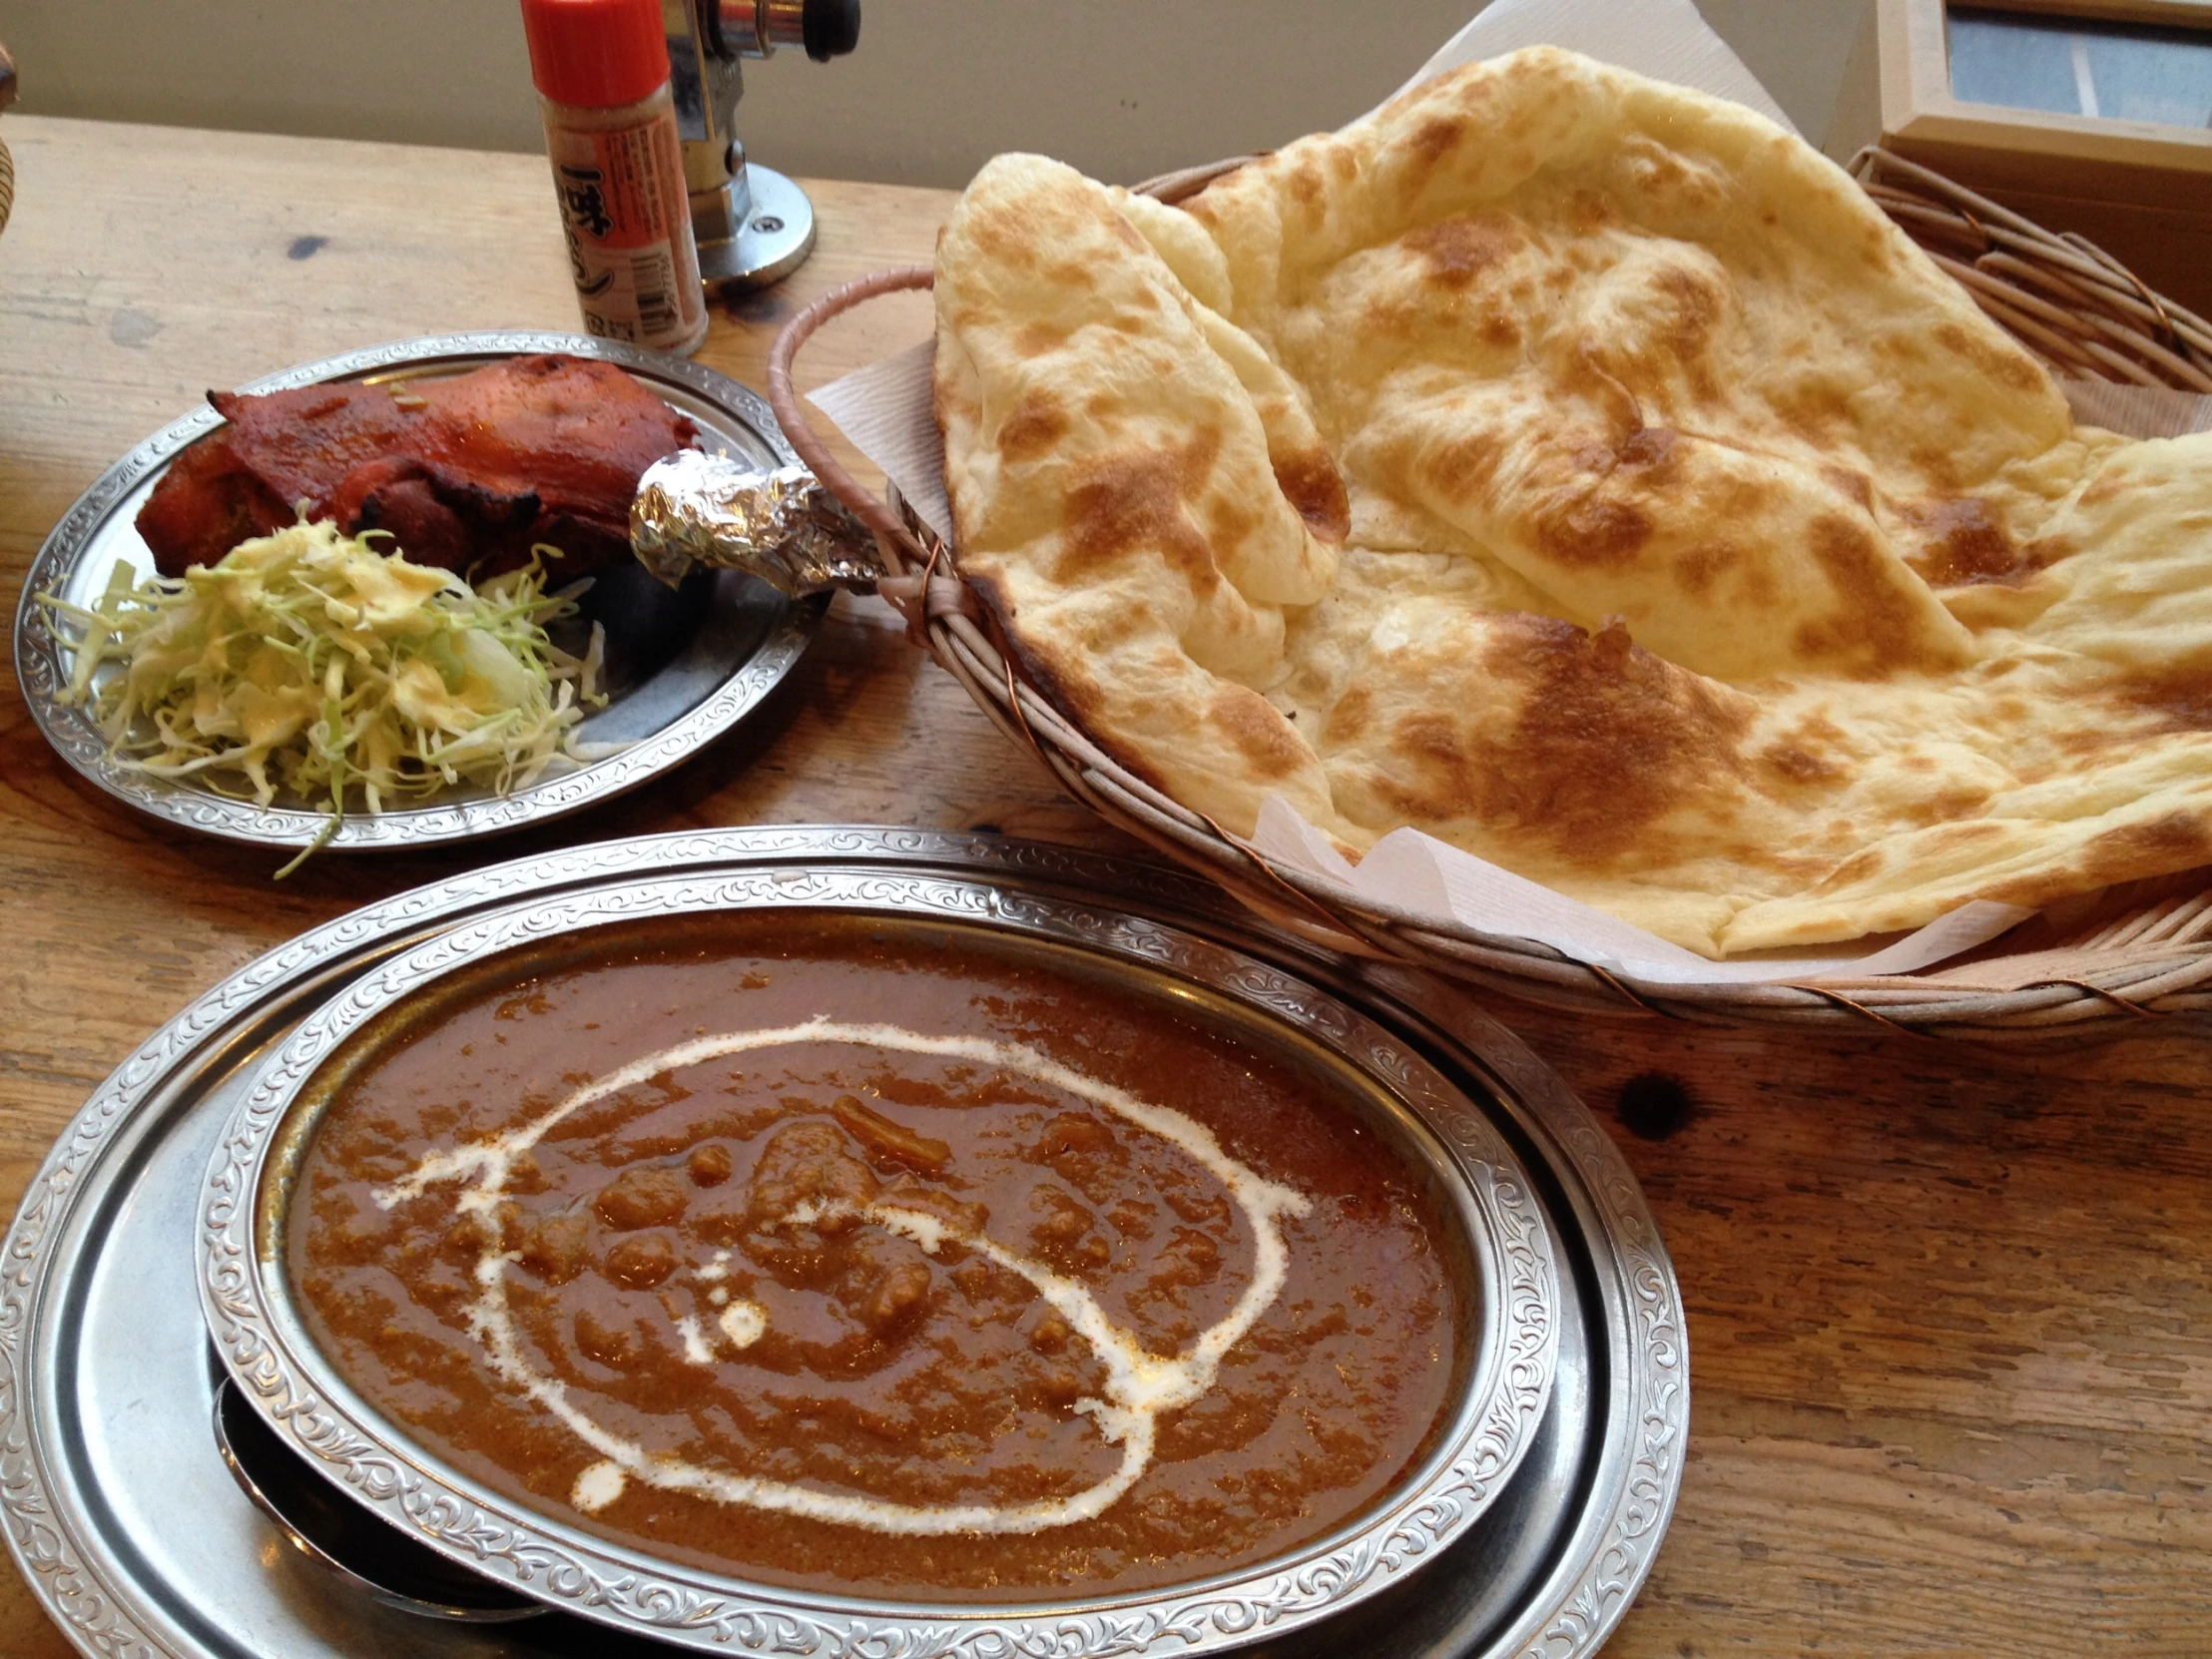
<box><xmin>0</xmin><ymin>829</ymin><xmax>1686</xmax><ymax>1659</ymax></box>
<box><xmin>13</xmin><ymin>331</ymin><xmax>826</xmax><ymax>855</ymax></box>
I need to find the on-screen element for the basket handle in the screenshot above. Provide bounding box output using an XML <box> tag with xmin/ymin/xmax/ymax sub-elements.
<box><xmin>766</xmin><ymin>263</ymin><xmax>935</xmax><ymax>555</ymax></box>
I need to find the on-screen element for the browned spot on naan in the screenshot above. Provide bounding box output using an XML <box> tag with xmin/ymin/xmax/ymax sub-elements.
<box><xmin>1015</xmin><ymin>321</ymin><xmax>1071</xmax><ymax>355</ymax></box>
<box><xmin>2119</xmin><ymin>666</ymin><xmax>2212</xmax><ymax>734</ymax></box>
<box><xmin>1058</xmin><ymin>431</ymin><xmax>1224</xmax><ymax>587</ymax></box>
<box><xmin>1406</xmin><ymin>212</ymin><xmax>1527</xmax><ymax>290</ymax></box>
<box><xmin>1905</xmin><ymin>497</ymin><xmax>2025</xmax><ymax>586</ymax></box>
<box><xmin>1535</xmin><ymin>496</ymin><xmax>1653</xmax><ymax>568</ymax></box>
<box><xmin>1672</xmin><ymin>542</ymin><xmax>1739</xmax><ymax>597</ymax></box>
<box><xmin>968</xmin><ymin>215</ymin><xmax>1040</xmax><ymax>271</ymax></box>
<box><xmin>1761</xmin><ymin>742</ymin><xmax>1846</xmax><ymax>787</ymax></box>
<box><xmin>995</xmin><ymin>391</ymin><xmax>1069</xmax><ymax>463</ymax></box>
<box><xmin>1208</xmin><ymin>685</ymin><xmax>1307</xmax><ymax>782</ymax></box>
<box><xmin>1045</xmin><ymin>261</ymin><xmax>1100</xmax><ymax>293</ymax></box>
<box><xmin>1422</xmin><ymin>430</ymin><xmax>1503</xmax><ymax>501</ymax></box>
<box><xmin>1907</xmin><ymin>786</ymin><xmax>1999</xmax><ymax>828</ymax></box>
<box><xmin>1562</xmin><ymin>189</ymin><xmax>1614</xmax><ymax>236</ymax></box>
<box><xmin>1811</xmin><ymin>846</ymin><xmax>1888</xmax><ymax>892</ymax></box>
<box><xmin>1203</xmin><ymin>490</ymin><xmax>1261</xmax><ymax>549</ymax></box>
<box><xmin>1527</xmin><ymin>426</ymin><xmax>1680</xmax><ymax>568</ymax></box>
<box><xmin>1792</xmin><ymin>513</ymin><xmax>1957</xmax><ymax>674</ymax></box>
<box><xmin>1374</xmin><ymin>615</ymin><xmax>1754</xmax><ymax>861</ymax></box>
<box><xmin>1408</xmin><ymin>116</ymin><xmax>1467</xmax><ymax>175</ymax></box>
<box><xmin>1986</xmin><ymin>813</ymin><xmax>2212</xmax><ymax>903</ymax></box>
<box><xmin>1820</xmin><ymin>465</ymin><xmax>1875</xmax><ymax>513</ymax></box>
<box><xmin>1272</xmin><ymin>446</ymin><xmax>1351</xmax><ymax>542</ymax></box>
<box><xmin>1935</xmin><ymin>320</ymin><xmax>2043</xmax><ymax>396</ymax></box>
<box><xmin>1774</xmin><ymin>383</ymin><xmax>1853</xmax><ymax>446</ymax></box>
<box><xmin>1910</xmin><ymin>446</ymin><xmax>1963</xmax><ymax>494</ymax></box>
<box><xmin>1326</xmin><ymin>685</ymin><xmax>1375</xmax><ymax>745</ymax></box>
<box><xmin>1650</xmin><ymin>265</ymin><xmax>1725</xmax><ymax>396</ymax></box>
<box><xmin>2083</xmin><ymin>812</ymin><xmax>2212</xmax><ymax>877</ymax></box>
<box><xmin>1617</xmin><ymin>137</ymin><xmax>1729</xmax><ymax>220</ymax></box>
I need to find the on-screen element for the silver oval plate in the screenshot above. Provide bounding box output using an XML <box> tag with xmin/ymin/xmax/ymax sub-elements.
<box><xmin>202</xmin><ymin>865</ymin><xmax>1562</xmax><ymax>1656</ymax></box>
<box><xmin>12</xmin><ymin>331</ymin><xmax>826</xmax><ymax>853</ymax></box>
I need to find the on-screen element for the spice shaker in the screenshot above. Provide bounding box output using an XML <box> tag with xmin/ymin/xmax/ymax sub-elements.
<box><xmin>519</xmin><ymin>0</ymin><xmax>710</xmax><ymax>355</ymax></box>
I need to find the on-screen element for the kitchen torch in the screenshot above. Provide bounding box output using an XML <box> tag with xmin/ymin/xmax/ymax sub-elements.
<box><xmin>666</xmin><ymin>0</ymin><xmax>861</xmax><ymax>292</ymax></box>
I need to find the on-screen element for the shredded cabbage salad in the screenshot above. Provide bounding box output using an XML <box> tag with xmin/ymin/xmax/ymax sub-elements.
<box><xmin>41</xmin><ymin>520</ymin><xmax>612</xmax><ymax>873</ymax></box>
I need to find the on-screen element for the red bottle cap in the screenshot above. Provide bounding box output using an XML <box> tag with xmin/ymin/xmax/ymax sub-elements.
<box><xmin>519</xmin><ymin>0</ymin><xmax>671</xmax><ymax>109</ymax></box>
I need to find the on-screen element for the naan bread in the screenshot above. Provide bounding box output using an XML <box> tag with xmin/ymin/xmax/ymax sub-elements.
<box><xmin>933</xmin><ymin>46</ymin><xmax>2212</xmax><ymax>956</ymax></box>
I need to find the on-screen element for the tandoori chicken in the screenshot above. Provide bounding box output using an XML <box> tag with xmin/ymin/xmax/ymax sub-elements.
<box><xmin>135</xmin><ymin>353</ymin><xmax>697</xmax><ymax>579</ymax></box>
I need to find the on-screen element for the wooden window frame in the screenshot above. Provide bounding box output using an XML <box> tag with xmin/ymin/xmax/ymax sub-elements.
<box><xmin>1879</xmin><ymin>0</ymin><xmax>2212</xmax><ymax>194</ymax></box>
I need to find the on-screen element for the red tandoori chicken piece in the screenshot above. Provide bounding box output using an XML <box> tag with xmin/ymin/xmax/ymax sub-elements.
<box><xmin>134</xmin><ymin>353</ymin><xmax>697</xmax><ymax>579</ymax></box>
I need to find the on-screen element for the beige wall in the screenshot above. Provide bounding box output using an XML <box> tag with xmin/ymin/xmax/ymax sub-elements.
<box><xmin>1</xmin><ymin>0</ymin><xmax>1866</xmax><ymax>187</ymax></box>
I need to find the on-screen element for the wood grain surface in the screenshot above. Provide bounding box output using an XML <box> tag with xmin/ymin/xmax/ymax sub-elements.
<box><xmin>0</xmin><ymin>115</ymin><xmax>2206</xmax><ymax>1659</ymax></box>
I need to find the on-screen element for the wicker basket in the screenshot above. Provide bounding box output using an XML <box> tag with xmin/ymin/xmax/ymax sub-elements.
<box><xmin>765</xmin><ymin>146</ymin><xmax>2212</xmax><ymax>1039</ymax></box>
<box><xmin>0</xmin><ymin>41</ymin><xmax>17</xmax><ymax>241</ymax></box>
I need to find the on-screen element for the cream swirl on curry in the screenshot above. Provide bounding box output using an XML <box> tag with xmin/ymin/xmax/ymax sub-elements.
<box><xmin>373</xmin><ymin>1019</ymin><xmax>1312</xmax><ymax>1536</ymax></box>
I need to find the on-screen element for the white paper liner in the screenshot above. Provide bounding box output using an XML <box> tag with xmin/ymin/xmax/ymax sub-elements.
<box><xmin>2060</xmin><ymin>378</ymin><xmax>2212</xmax><ymax>441</ymax></box>
<box><xmin>1248</xmin><ymin>799</ymin><xmax>2034</xmax><ymax>986</ymax></box>
<box><xmin>800</xmin><ymin>3</ymin><xmax>2211</xmax><ymax>986</ymax></box>
<box><xmin>1386</xmin><ymin>0</ymin><xmax>1794</xmax><ymax>132</ymax></box>
<box><xmin>810</xmin><ymin>339</ymin><xmax>951</xmax><ymax>541</ymax></box>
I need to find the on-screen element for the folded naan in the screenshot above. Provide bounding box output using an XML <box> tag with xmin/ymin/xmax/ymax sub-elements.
<box><xmin>933</xmin><ymin>46</ymin><xmax>2212</xmax><ymax>956</ymax></box>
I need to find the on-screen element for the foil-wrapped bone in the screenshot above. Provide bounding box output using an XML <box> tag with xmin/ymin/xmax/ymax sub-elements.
<box><xmin>630</xmin><ymin>449</ymin><xmax>889</xmax><ymax>596</ymax></box>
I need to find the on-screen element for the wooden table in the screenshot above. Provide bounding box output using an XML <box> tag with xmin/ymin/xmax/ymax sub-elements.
<box><xmin>1</xmin><ymin>115</ymin><xmax>2207</xmax><ymax>1658</ymax></box>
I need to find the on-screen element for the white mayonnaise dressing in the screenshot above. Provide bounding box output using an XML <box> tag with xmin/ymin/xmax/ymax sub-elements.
<box><xmin>374</xmin><ymin>1019</ymin><xmax>1311</xmax><ymax>1537</ymax></box>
